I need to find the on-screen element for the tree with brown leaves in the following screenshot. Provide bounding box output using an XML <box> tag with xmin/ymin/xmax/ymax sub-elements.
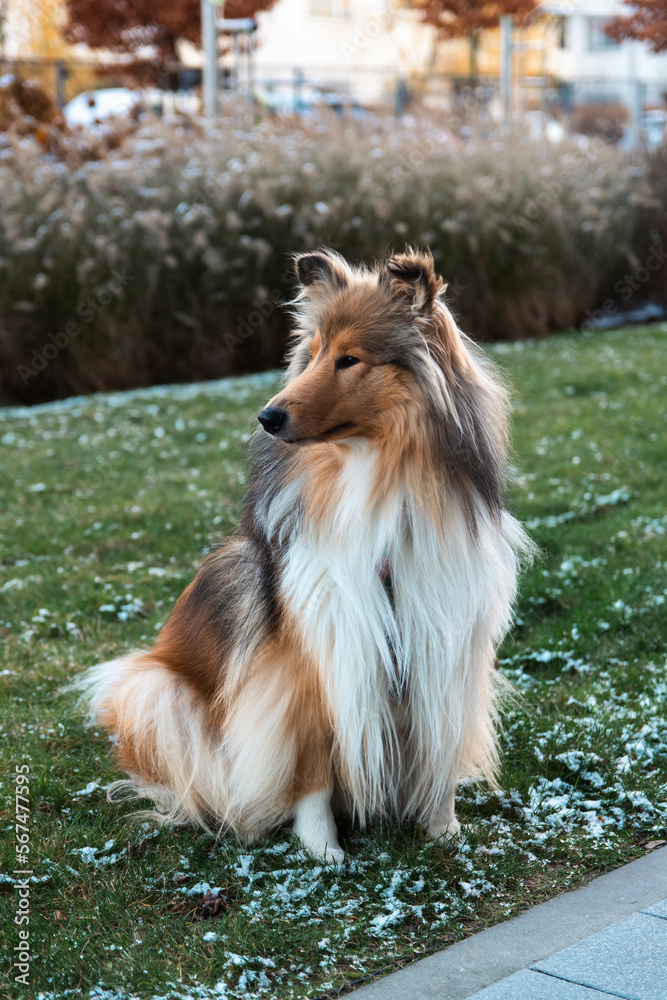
<box><xmin>409</xmin><ymin>0</ymin><xmax>536</xmax><ymax>77</ymax></box>
<box><xmin>63</xmin><ymin>0</ymin><xmax>277</xmax><ymax>82</ymax></box>
<box><xmin>605</xmin><ymin>0</ymin><xmax>667</xmax><ymax>52</ymax></box>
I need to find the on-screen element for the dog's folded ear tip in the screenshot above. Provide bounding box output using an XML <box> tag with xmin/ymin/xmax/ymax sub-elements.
<box><xmin>294</xmin><ymin>251</ymin><xmax>326</xmax><ymax>284</ymax></box>
<box><xmin>385</xmin><ymin>248</ymin><xmax>436</xmax><ymax>281</ymax></box>
<box><xmin>295</xmin><ymin>250</ymin><xmax>348</xmax><ymax>290</ymax></box>
<box><xmin>385</xmin><ymin>260</ymin><xmax>424</xmax><ymax>282</ymax></box>
<box><xmin>382</xmin><ymin>250</ymin><xmax>443</xmax><ymax>312</ymax></box>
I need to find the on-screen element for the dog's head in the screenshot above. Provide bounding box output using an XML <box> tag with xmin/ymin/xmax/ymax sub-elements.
<box><xmin>257</xmin><ymin>247</ymin><xmax>509</xmax><ymax>523</ymax></box>
<box><xmin>258</xmin><ymin>248</ymin><xmax>453</xmax><ymax>445</ymax></box>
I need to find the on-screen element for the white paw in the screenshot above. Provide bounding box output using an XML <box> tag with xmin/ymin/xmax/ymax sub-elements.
<box><xmin>297</xmin><ymin>839</ymin><xmax>345</xmax><ymax>865</ymax></box>
<box><xmin>426</xmin><ymin>818</ymin><xmax>461</xmax><ymax>842</ymax></box>
<box><xmin>292</xmin><ymin>788</ymin><xmax>344</xmax><ymax>864</ymax></box>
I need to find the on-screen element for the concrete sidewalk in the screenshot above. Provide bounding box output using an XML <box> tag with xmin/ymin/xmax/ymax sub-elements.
<box><xmin>349</xmin><ymin>847</ymin><xmax>667</xmax><ymax>1000</ymax></box>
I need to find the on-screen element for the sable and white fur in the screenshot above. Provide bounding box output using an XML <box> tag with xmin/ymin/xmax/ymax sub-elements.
<box><xmin>72</xmin><ymin>248</ymin><xmax>530</xmax><ymax>863</ymax></box>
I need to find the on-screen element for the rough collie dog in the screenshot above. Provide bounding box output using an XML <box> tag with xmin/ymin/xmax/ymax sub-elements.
<box><xmin>74</xmin><ymin>248</ymin><xmax>529</xmax><ymax>863</ymax></box>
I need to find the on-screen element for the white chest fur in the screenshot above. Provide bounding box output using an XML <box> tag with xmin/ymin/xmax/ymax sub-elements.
<box><xmin>269</xmin><ymin>443</ymin><xmax>525</xmax><ymax>822</ymax></box>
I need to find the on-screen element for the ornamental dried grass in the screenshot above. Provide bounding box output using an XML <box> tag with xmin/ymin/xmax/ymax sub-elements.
<box><xmin>0</xmin><ymin>109</ymin><xmax>652</xmax><ymax>404</ymax></box>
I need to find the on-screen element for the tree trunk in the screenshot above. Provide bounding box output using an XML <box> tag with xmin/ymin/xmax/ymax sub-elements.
<box><xmin>469</xmin><ymin>29</ymin><xmax>479</xmax><ymax>83</ymax></box>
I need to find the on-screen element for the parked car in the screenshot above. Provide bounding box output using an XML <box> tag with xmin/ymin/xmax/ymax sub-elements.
<box><xmin>255</xmin><ymin>83</ymin><xmax>372</xmax><ymax>120</ymax></box>
<box><xmin>62</xmin><ymin>88</ymin><xmax>142</xmax><ymax>127</ymax></box>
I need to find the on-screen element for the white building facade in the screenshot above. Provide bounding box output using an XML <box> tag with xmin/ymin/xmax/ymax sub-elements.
<box><xmin>543</xmin><ymin>0</ymin><xmax>667</xmax><ymax>107</ymax></box>
<box><xmin>250</xmin><ymin>0</ymin><xmax>667</xmax><ymax>112</ymax></box>
<box><xmin>251</xmin><ymin>0</ymin><xmax>436</xmax><ymax>105</ymax></box>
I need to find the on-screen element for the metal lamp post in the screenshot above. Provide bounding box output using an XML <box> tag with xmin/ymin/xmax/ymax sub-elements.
<box><xmin>201</xmin><ymin>0</ymin><xmax>220</xmax><ymax>116</ymax></box>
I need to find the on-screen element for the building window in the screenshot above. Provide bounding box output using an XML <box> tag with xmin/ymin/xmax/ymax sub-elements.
<box><xmin>552</xmin><ymin>14</ymin><xmax>567</xmax><ymax>49</ymax></box>
<box><xmin>309</xmin><ymin>0</ymin><xmax>349</xmax><ymax>15</ymax></box>
<box><xmin>589</xmin><ymin>17</ymin><xmax>620</xmax><ymax>50</ymax></box>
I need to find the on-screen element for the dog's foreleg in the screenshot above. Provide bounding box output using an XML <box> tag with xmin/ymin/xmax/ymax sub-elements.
<box><xmin>293</xmin><ymin>785</ymin><xmax>344</xmax><ymax>864</ymax></box>
<box><xmin>424</xmin><ymin>781</ymin><xmax>461</xmax><ymax>842</ymax></box>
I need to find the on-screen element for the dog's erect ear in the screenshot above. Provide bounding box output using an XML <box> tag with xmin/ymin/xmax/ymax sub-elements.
<box><xmin>294</xmin><ymin>250</ymin><xmax>349</xmax><ymax>292</ymax></box>
<box><xmin>382</xmin><ymin>249</ymin><xmax>444</xmax><ymax>314</ymax></box>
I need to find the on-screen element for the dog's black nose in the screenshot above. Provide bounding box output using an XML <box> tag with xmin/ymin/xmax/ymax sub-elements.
<box><xmin>258</xmin><ymin>406</ymin><xmax>288</xmax><ymax>435</ymax></box>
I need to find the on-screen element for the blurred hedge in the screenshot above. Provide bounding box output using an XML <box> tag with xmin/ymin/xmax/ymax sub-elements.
<box><xmin>0</xmin><ymin>111</ymin><xmax>657</xmax><ymax>404</ymax></box>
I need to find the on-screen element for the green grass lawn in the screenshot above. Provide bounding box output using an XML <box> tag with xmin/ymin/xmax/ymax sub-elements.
<box><xmin>1</xmin><ymin>325</ymin><xmax>666</xmax><ymax>1000</ymax></box>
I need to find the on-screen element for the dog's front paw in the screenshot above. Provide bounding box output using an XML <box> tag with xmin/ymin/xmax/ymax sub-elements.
<box><xmin>425</xmin><ymin>818</ymin><xmax>461</xmax><ymax>842</ymax></box>
<box><xmin>293</xmin><ymin>788</ymin><xmax>344</xmax><ymax>864</ymax></box>
<box><xmin>295</xmin><ymin>835</ymin><xmax>345</xmax><ymax>865</ymax></box>
<box><xmin>314</xmin><ymin>842</ymin><xmax>346</xmax><ymax>865</ymax></box>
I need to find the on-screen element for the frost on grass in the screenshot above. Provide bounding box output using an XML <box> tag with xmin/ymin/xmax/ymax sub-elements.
<box><xmin>71</xmin><ymin>644</ymin><xmax>667</xmax><ymax>999</ymax></box>
<box><xmin>5</xmin><ymin>328</ymin><xmax>667</xmax><ymax>1000</ymax></box>
<box><xmin>70</xmin><ymin>840</ymin><xmax>127</xmax><ymax>867</ymax></box>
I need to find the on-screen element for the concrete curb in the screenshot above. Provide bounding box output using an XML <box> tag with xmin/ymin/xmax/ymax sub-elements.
<box><xmin>348</xmin><ymin>847</ymin><xmax>667</xmax><ymax>1000</ymax></box>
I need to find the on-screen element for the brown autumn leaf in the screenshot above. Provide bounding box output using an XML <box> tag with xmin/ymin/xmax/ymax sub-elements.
<box><xmin>194</xmin><ymin>889</ymin><xmax>228</xmax><ymax>921</ymax></box>
<box><xmin>644</xmin><ymin>840</ymin><xmax>666</xmax><ymax>851</ymax></box>
<box><xmin>54</xmin><ymin>910</ymin><xmax>66</xmax><ymax>920</ymax></box>
<box><xmin>169</xmin><ymin>886</ymin><xmax>232</xmax><ymax>921</ymax></box>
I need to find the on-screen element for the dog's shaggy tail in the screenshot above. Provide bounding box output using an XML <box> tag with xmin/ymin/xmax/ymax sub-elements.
<box><xmin>67</xmin><ymin>655</ymin><xmax>227</xmax><ymax>832</ymax></box>
<box><xmin>67</xmin><ymin>652</ymin><xmax>301</xmax><ymax>838</ymax></box>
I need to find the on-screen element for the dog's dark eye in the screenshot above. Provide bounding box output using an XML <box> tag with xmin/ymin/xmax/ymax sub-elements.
<box><xmin>336</xmin><ymin>356</ymin><xmax>361</xmax><ymax>370</ymax></box>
